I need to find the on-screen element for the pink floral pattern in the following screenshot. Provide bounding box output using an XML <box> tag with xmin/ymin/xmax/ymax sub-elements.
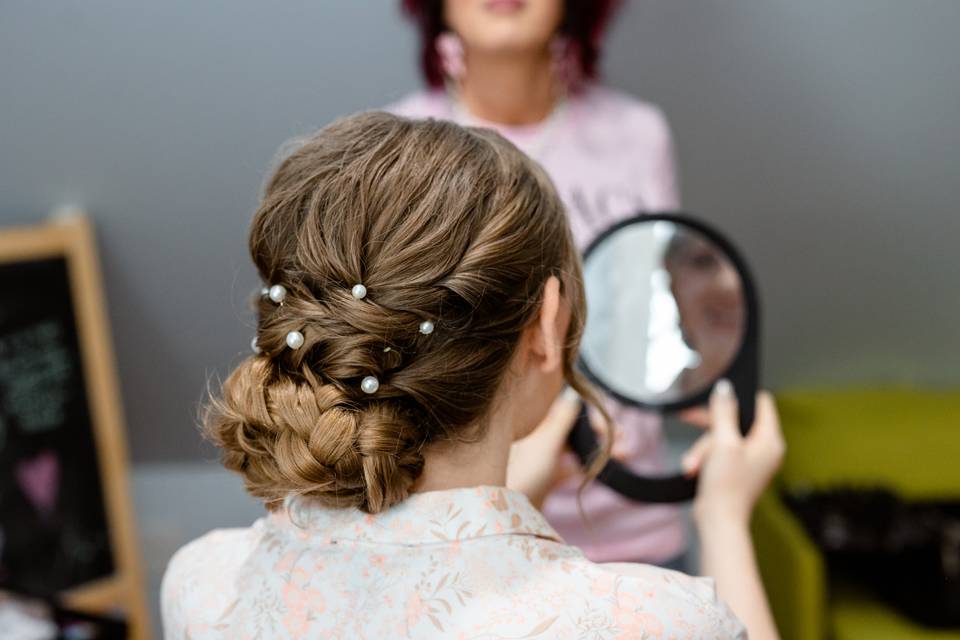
<box><xmin>162</xmin><ymin>487</ymin><xmax>744</xmax><ymax>639</ymax></box>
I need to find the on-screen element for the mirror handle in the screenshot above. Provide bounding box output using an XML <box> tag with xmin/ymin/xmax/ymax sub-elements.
<box><xmin>568</xmin><ymin>404</ymin><xmax>698</xmax><ymax>503</ymax></box>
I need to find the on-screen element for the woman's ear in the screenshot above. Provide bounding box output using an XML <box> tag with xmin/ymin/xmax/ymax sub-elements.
<box><xmin>528</xmin><ymin>275</ymin><xmax>567</xmax><ymax>374</ymax></box>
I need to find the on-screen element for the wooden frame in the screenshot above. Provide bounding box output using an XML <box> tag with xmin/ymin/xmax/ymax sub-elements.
<box><xmin>0</xmin><ymin>211</ymin><xmax>150</xmax><ymax>639</ymax></box>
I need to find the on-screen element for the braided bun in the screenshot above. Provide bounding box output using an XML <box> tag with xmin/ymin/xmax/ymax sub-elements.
<box><xmin>205</xmin><ymin>112</ymin><xmax>591</xmax><ymax>513</ymax></box>
<box><xmin>206</xmin><ymin>358</ymin><xmax>423</xmax><ymax>512</ymax></box>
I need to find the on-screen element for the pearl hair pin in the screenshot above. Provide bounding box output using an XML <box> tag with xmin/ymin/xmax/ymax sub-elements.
<box><xmin>351</xmin><ymin>284</ymin><xmax>367</xmax><ymax>300</ymax></box>
<box><xmin>251</xmin><ymin>336</ymin><xmax>261</xmax><ymax>354</ymax></box>
<box><xmin>361</xmin><ymin>375</ymin><xmax>380</xmax><ymax>394</ymax></box>
<box><xmin>268</xmin><ymin>284</ymin><xmax>287</xmax><ymax>304</ymax></box>
<box><xmin>285</xmin><ymin>330</ymin><xmax>305</xmax><ymax>350</ymax></box>
<box><xmin>419</xmin><ymin>320</ymin><xmax>435</xmax><ymax>335</ymax></box>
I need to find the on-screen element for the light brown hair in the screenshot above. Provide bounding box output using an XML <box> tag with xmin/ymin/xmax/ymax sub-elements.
<box><xmin>205</xmin><ymin>111</ymin><xmax>608</xmax><ymax>513</ymax></box>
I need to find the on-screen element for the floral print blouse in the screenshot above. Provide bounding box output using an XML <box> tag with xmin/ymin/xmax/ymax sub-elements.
<box><xmin>161</xmin><ymin>486</ymin><xmax>745</xmax><ymax>639</ymax></box>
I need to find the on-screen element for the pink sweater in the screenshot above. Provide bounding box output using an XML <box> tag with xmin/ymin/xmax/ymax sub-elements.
<box><xmin>389</xmin><ymin>85</ymin><xmax>686</xmax><ymax>563</ymax></box>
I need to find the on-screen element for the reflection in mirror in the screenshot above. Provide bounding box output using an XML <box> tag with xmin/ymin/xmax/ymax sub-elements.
<box><xmin>581</xmin><ymin>220</ymin><xmax>746</xmax><ymax>405</ymax></box>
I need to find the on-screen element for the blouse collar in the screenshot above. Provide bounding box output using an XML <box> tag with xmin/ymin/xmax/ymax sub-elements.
<box><xmin>272</xmin><ymin>485</ymin><xmax>564</xmax><ymax>546</ymax></box>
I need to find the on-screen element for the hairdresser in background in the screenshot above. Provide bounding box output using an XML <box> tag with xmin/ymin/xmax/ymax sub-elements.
<box><xmin>392</xmin><ymin>0</ymin><xmax>687</xmax><ymax>569</ymax></box>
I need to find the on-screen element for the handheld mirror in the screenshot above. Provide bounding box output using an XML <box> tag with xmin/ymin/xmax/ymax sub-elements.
<box><xmin>570</xmin><ymin>212</ymin><xmax>760</xmax><ymax>503</ymax></box>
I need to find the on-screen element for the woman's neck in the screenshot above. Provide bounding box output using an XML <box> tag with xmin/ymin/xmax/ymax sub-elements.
<box><xmin>414</xmin><ymin>410</ymin><xmax>515</xmax><ymax>493</ymax></box>
<box><xmin>456</xmin><ymin>50</ymin><xmax>559</xmax><ymax>126</ymax></box>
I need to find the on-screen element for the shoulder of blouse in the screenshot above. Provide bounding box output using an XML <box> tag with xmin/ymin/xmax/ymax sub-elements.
<box><xmin>599</xmin><ymin>561</ymin><xmax>720</xmax><ymax>602</ymax></box>
<box><xmin>383</xmin><ymin>88</ymin><xmax>450</xmax><ymax>119</ymax></box>
<box><xmin>160</xmin><ymin>526</ymin><xmax>262</xmax><ymax>629</ymax></box>
<box><xmin>571</xmin><ymin>83</ymin><xmax>673</xmax><ymax>142</ymax></box>
<box><xmin>384</xmin><ymin>85</ymin><xmax>672</xmax><ymax>134</ymax></box>
<box><xmin>595</xmin><ymin>561</ymin><xmax>747</xmax><ymax>637</ymax></box>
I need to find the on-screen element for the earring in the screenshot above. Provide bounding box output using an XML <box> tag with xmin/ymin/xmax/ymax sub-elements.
<box><xmin>436</xmin><ymin>32</ymin><xmax>466</xmax><ymax>81</ymax></box>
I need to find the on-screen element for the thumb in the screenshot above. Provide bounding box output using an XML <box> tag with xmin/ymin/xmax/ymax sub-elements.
<box><xmin>549</xmin><ymin>389</ymin><xmax>582</xmax><ymax>435</ymax></box>
<box><xmin>528</xmin><ymin>388</ymin><xmax>582</xmax><ymax>450</ymax></box>
<box><xmin>708</xmin><ymin>379</ymin><xmax>741</xmax><ymax>444</ymax></box>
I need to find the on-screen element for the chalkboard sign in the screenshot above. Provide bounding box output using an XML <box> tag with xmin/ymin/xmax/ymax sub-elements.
<box><xmin>0</xmin><ymin>213</ymin><xmax>148</xmax><ymax>638</ymax></box>
<box><xmin>0</xmin><ymin>257</ymin><xmax>115</xmax><ymax>592</ymax></box>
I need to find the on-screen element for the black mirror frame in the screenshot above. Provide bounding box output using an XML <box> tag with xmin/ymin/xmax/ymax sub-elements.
<box><xmin>570</xmin><ymin>212</ymin><xmax>761</xmax><ymax>503</ymax></box>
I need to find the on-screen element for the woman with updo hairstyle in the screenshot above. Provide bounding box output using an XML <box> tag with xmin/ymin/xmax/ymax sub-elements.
<box><xmin>392</xmin><ymin>0</ymin><xmax>692</xmax><ymax>570</ymax></box>
<box><xmin>161</xmin><ymin>112</ymin><xmax>782</xmax><ymax>639</ymax></box>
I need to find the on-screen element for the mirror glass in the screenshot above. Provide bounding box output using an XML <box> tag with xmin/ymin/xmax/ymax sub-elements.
<box><xmin>580</xmin><ymin>220</ymin><xmax>746</xmax><ymax>406</ymax></box>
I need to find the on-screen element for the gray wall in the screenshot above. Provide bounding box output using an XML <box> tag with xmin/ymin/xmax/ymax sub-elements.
<box><xmin>2</xmin><ymin>1</ymin><xmax>957</xmax><ymax>462</ymax></box>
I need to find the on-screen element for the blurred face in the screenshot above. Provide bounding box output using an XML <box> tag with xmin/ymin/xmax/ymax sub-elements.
<box><xmin>667</xmin><ymin>235</ymin><xmax>745</xmax><ymax>377</ymax></box>
<box><xmin>444</xmin><ymin>0</ymin><xmax>564</xmax><ymax>56</ymax></box>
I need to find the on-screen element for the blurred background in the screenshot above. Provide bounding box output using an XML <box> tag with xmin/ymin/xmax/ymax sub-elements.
<box><xmin>1</xmin><ymin>1</ymin><xmax>958</xmax><ymax>637</ymax></box>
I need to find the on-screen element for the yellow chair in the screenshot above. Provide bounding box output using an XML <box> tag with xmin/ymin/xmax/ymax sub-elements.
<box><xmin>751</xmin><ymin>388</ymin><xmax>960</xmax><ymax>640</ymax></box>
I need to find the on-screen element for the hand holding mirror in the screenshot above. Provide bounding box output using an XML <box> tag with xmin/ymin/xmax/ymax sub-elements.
<box><xmin>570</xmin><ymin>212</ymin><xmax>760</xmax><ymax>503</ymax></box>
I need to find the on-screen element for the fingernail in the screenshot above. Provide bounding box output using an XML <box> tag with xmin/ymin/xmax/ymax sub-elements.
<box><xmin>714</xmin><ymin>378</ymin><xmax>733</xmax><ymax>398</ymax></box>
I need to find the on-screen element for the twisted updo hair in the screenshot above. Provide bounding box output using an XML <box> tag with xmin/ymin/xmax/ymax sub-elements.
<box><xmin>205</xmin><ymin>112</ymin><xmax>602</xmax><ymax>513</ymax></box>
